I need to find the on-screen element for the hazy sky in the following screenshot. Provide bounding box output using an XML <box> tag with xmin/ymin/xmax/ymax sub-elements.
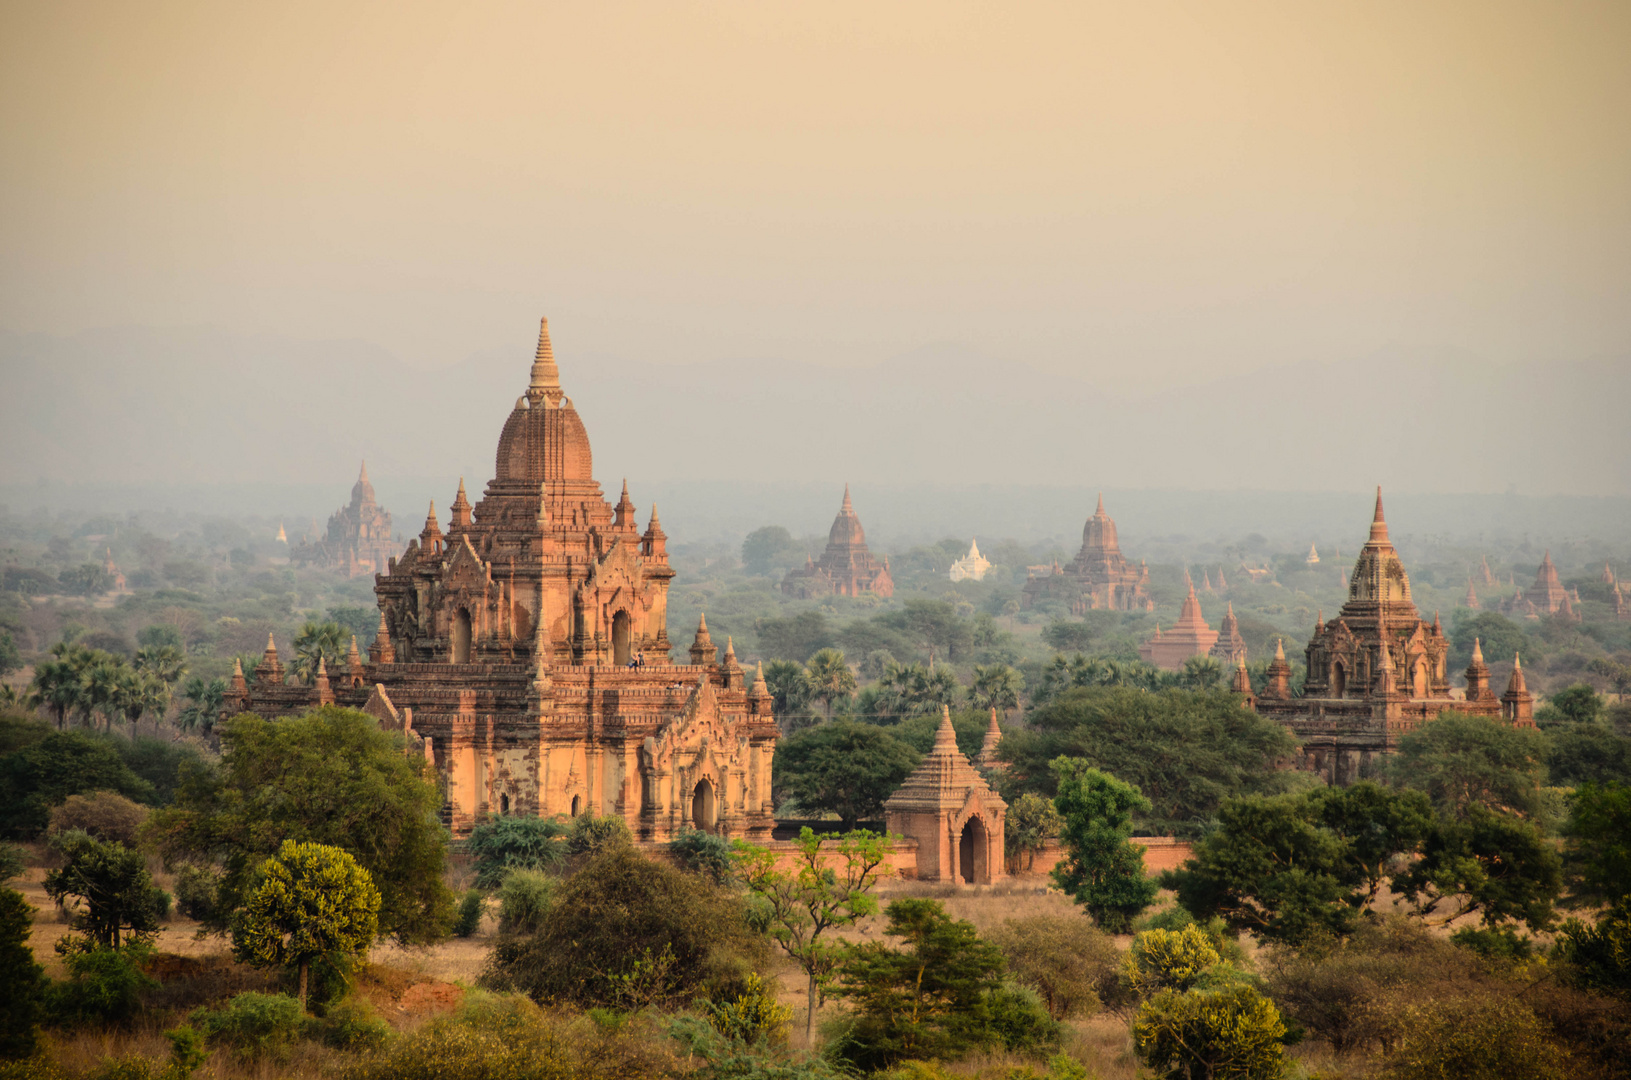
<box><xmin>3</xmin><ymin>1</ymin><xmax>1629</xmax><ymax>388</ymax></box>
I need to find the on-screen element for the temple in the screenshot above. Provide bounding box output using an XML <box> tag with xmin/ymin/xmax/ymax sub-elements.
<box><xmin>781</xmin><ymin>487</ymin><xmax>894</xmax><ymax>599</ymax></box>
<box><xmin>231</xmin><ymin>317</ymin><xmax>781</xmax><ymax>841</ymax></box>
<box><xmin>1209</xmin><ymin>602</ymin><xmax>1247</xmax><ymax>664</ymax></box>
<box><xmin>1502</xmin><ymin>552</ymin><xmax>1577</xmax><ymax>620</ymax></box>
<box><xmin>1139</xmin><ymin>574</ymin><xmax>1219</xmax><ymax>670</ymax></box>
<box><xmin>884</xmin><ymin>708</ymin><xmax>1007</xmax><ymax>884</ymax></box>
<box><xmin>1022</xmin><ymin>495</ymin><xmax>1153</xmax><ymax>614</ymax></box>
<box><xmin>292</xmin><ymin>462</ymin><xmax>400</xmax><ymax>578</ymax></box>
<box><xmin>1254</xmin><ymin>490</ymin><xmax>1526</xmax><ymax>784</ymax></box>
<box><xmin>949</xmin><ymin>539</ymin><xmax>992</xmax><ymax>582</ymax></box>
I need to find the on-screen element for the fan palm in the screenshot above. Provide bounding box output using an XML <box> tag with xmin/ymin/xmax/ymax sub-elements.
<box><xmin>178</xmin><ymin>676</ymin><xmax>228</xmax><ymax>735</ymax></box>
<box><xmin>133</xmin><ymin>644</ymin><xmax>188</xmax><ymax>686</ymax></box>
<box><xmin>805</xmin><ymin>648</ymin><xmax>857</xmax><ymax>720</ymax></box>
<box><xmin>290</xmin><ymin>621</ymin><xmax>348</xmax><ymax>685</ymax></box>
<box><xmin>115</xmin><ymin>669</ymin><xmax>172</xmax><ymax>738</ymax></box>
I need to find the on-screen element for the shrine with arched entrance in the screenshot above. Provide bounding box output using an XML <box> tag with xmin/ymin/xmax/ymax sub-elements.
<box><xmin>884</xmin><ymin>708</ymin><xmax>1007</xmax><ymax>885</ymax></box>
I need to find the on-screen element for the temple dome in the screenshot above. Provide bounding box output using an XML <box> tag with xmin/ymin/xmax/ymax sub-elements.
<box><xmin>828</xmin><ymin>485</ymin><xmax>867</xmax><ymax>548</ymax></box>
<box><xmin>1081</xmin><ymin>493</ymin><xmax>1119</xmax><ymax>554</ymax></box>
<box><xmin>492</xmin><ymin>317</ymin><xmax>595</xmax><ymax>485</ymax></box>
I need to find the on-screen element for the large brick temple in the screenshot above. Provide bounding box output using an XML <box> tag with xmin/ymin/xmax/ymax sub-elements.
<box><xmin>1022</xmin><ymin>494</ymin><xmax>1153</xmax><ymax>614</ymax></box>
<box><xmin>780</xmin><ymin>486</ymin><xmax>894</xmax><ymax>599</ymax></box>
<box><xmin>291</xmin><ymin>462</ymin><xmax>399</xmax><ymax>578</ymax></box>
<box><xmin>230</xmin><ymin>317</ymin><xmax>781</xmax><ymax>841</ymax></box>
<box><xmin>1255</xmin><ymin>490</ymin><xmax>1532</xmax><ymax>784</ymax></box>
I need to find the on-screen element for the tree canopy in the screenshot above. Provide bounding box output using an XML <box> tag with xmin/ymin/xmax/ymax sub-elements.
<box><xmin>1049</xmin><ymin>758</ymin><xmax>1158</xmax><ymax>931</ymax></box>
<box><xmin>774</xmin><ymin>720</ymin><xmax>921</xmax><ymax>827</ymax></box>
<box><xmin>998</xmin><ymin>686</ymin><xmax>1297</xmax><ymax>836</ymax></box>
<box><xmin>151</xmin><ymin>707</ymin><xmax>453</xmax><ymax>944</ymax></box>
<box><xmin>1384</xmin><ymin>711</ymin><xmax>1550</xmax><ymax>820</ymax></box>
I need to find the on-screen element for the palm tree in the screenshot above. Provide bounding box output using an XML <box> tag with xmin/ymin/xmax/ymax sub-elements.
<box><xmin>971</xmin><ymin>664</ymin><xmax>1024</xmax><ymax>717</ymax></box>
<box><xmin>805</xmin><ymin>648</ymin><xmax>857</xmax><ymax>720</ymax></box>
<box><xmin>291</xmin><ymin>621</ymin><xmax>347</xmax><ymax>685</ymax></box>
<box><xmin>133</xmin><ymin>644</ymin><xmax>188</xmax><ymax>686</ymax></box>
<box><xmin>26</xmin><ymin>659</ymin><xmax>82</xmax><ymax>729</ymax></box>
<box><xmin>1180</xmin><ymin>655</ymin><xmax>1225</xmax><ymax>692</ymax></box>
<box><xmin>115</xmin><ymin>670</ymin><xmax>172</xmax><ymax>739</ymax></box>
<box><xmin>762</xmin><ymin>660</ymin><xmax>813</xmax><ymax>721</ymax></box>
<box><xmin>80</xmin><ymin>660</ymin><xmax>127</xmax><ymax>733</ymax></box>
<box><xmin>177</xmin><ymin>676</ymin><xmax>227</xmax><ymax>735</ymax></box>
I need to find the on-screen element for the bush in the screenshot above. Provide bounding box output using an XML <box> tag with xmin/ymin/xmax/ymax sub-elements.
<box><xmin>1451</xmin><ymin>925</ymin><xmax>1535</xmax><ymax>962</ymax></box>
<box><xmin>668</xmin><ymin>827</ymin><xmax>734</xmax><ymax>884</ymax></box>
<box><xmin>0</xmin><ymin>889</ymin><xmax>46</xmax><ymax>1061</ymax></box>
<box><xmin>452</xmin><ymin>889</ymin><xmax>485</xmax><ymax>938</ymax></box>
<box><xmin>312</xmin><ymin>997</ymin><xmax>391</xmax><ymax>1052</ymax></box>
<box><xmin>1122</xmin><ymin>926</ymin><xmax>1221</xmax><ymax>998</ymax></box>
<box><xmin>47</xmin><ymin>792</ymin><xmax>148</xmax><ymax>846</ymax></box>
<box><xmin>565</xmin><ymin>813</ymin><xmax>633</xmax><ymax>856</ymax></box>
<box><xmin>985</xmin><ymin>981</ymin><xmax>1063</xmax><ymax>1054</ymax></box>
<box><xmin>704</xmin><ymin>972</ymin><xmax>791</xmax><ymax>1045</ymax></box>
<box><xmin>1132</xmin><ymin>983</ymin><xmax>1287</xmax><ymax>1080</ymax></box>
<box><xmin>0</xmin><ymin>843</ymin><xmax>23</xmax><ymax>885</ymax></box>
<box><xmin>190</xmin><ymin>991</ymin><xmax>305</xmax><ymax>1061</ymax></box>
<box><xmin>495</xmin><ymin>871</ymin><xmax>555</xmax><ymax>936</ymax></box>
<box><xmin>467</xmin><ymin>816</ymin><xmax>568</xmax><ymax>889</ymax></box>
<box><xmin>987</xmin><ymin>914</ymin><xmax>1118</xmax><ymax>1020</ymax></box>
<box><xmin>1382</xmin><ymin>995</ymin><xmax>1566</xmax><ymax>1080</ymax></box>
<box><xmin>171</xmin><ymin>866</ymin><xmax>218</xmax><ymax>922</ymax></box>
<box><xmin>669</xmin><ymin>1015</ymin><xmax>848</xmax><ymax>1080</ymax></box>
<box><xmin>483</xmin><ymin>846</ymin><xmax>764</xmax><ymax>1010</ymax></box>
<box><xmin>46</xmin><ymin>942</ymin><xmax>158</xmax><ymax>1027</ymax></box>
<box><xmin>0</xmin><ymin>731</ymin><xmax>154</xmax><ymax>840</ymax></box>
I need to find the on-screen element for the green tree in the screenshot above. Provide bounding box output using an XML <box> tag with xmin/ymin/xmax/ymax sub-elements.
<box><xmin>1049</xmin><ymin>757</ymin><xmax>1158</xmax><ymax>931</ymax></box>
<box><xmin>998</xmin><ymin>686</ymin><xmax>1296</xmax><ymax>837</ymax></box>
<box><xmin>1164</xmin><ymin>783</ymin><xmax>1431</xmax><ymax>946</ymax></box>
<box><xmin>805</xmin><ymin>649</ymin><xmax>857</xmax><ymax>720</ymax></box>
<box><xmin>1536</xmin><ymin>683</ymin><xmax>1603</xmax><ymax>727</ymax></box>
<box><xmin>741</xmin><ymin>526</ymin><xmax>804</xmax><ymax>574</ymax></box>
<box><xmin>0</xmin><ymin>631</ymin><xmax>20</xmax><ymax>680</ymax></box>
<box><xmin>0</xmin><ymin>730</ymin><xmax>154</xmax><ymax>839</ymax></box>
<box><xmin>971</xmin><ymin>664</ymin><xmax>1024</xmax><ymax>717</ymax></box>
<box><xmin>152</xmin><ymin>707</ymin><xmax>453</xmax><ymax>944</ymax></box>
<box><xmin>1131</xmin><ymin>983</ymin><xmax>1287</xmax><ymax>1080</ymax></box>
<box><xmin>1122</xmin><ymin>925</ymin><xmax>1223</xmax><ymax>997</ymax></box>
<box><xmin>1384</xmin><ymin>711</ymin><xmax>1550</xmax><ymax>819</ymax></box>
<box><xmin>762</xmin><ymin>659</ymin><xmax>813</xmax><ymax>721</ymax></box>
<box><xmin>1392</xmin><ymin>805</ymin><xmax>1561</xmax><ymax>930</ymax></box>
<box><xmin>112</xmin><ymin>669</ymin><xmax>171</xmax><ymax>740</ymax></box>
<box><xmin>1450</xmin><ymin>612</ymin><xmax>1528</xmax><ymax>669</ymax></box>
<box><xmin>1547</xmin><ymin>721</ymin><xmax>1631</xmax><ymax>787</ymax></box>
<box><xmin>829</xmin><ymin>898</ymin><xmax>1008</xmax><ymax>1069</ymax></box>
<box><xmin>43</xmin><ymin>829</ymin><xmax>167</xmax><ymax>948</ymax></box>
<box><xmin>1041</xmin><ymin>621</ymin><xmax>1097</xmax><ymax>654</ymax></box>
<box><xmin>987</xmin><ymin>914</ymin><xmax>1118</xmax><ymax>1021</ymax></box>
<box><xmin>290</xmin><ymin>621</ymin><xmax>347</xmax><ymax>686</ymax></box>
<box><xmin>893</xmin><ymin>598</ymin><xmax>971</xmax><ymax>668</ymax></box>
<box><xmin>132</xmin><ymin>644</ymin><xmax>188</xmax><ymax>687</ymax></box>
<box><xmin>232</xmin><ymin>839</ymin><xmax>381</xmax><ymax>1010</ymax></box>
<box><xmin>1561</xmin><ymin>781</ymin><xmax>1631</xmax><ymax>904</ymax></box>
<box><xmin>467</xmin><ymin>816</ymin><xmax>569</xmax><ymax>889</ymax></box>
<box><xmin>25</xmin><ymin>656</ymin><xmax>83</xmax><ymax>729</ymax></box>
<box><xmin>756</xmin><ymin>612</ymin><xmax>835</xmax><ymax>663</ymax></box>
<box><xmin>1004</xmin><ymin>792</ymin><xmax>1063</xmax><ymax>872</ymax></box>
<box><xmin>774</xmin><ymin>721</ymin><xmax>921</xmax><ymax>828</ymax></box>
<box><xmin>0</xmin><ymin>888</ymin><xmax>46</xmax><ymax>1061</ymax></box>
<box><xmin>733</xmin><ymin>827</ymin><xmax>893</xmax><ymax>1042</ymax></box>
<box><xmin>1558</xmin><ymin>895</ymin><xmax>1631</xmax><ymax>1000</ymax></box>
<box><xmin>1587</xmin><ymin>657</ymin><xmax>1631</xmax><ymax>703</ymax></box>
<box><xmin>485</xmin><ymin>844</ymin><xmax>762</xmax><ymax>1011</ymax></box>
<box><xmin>176</xmin><ymin>677</ymin><xmax>226</xmax><ymax>735</ymax></box>
<box><xmin>1383</xmin><ymin>995</ymin><xmax>1567</xmax><ymax>1080</ymax></box>
<box><xmin>1178</xmin><ymin>655</ymin><xmax>1225</xmax><ymax>691</ymax></box>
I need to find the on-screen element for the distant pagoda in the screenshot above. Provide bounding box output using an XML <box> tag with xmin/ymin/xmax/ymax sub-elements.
<box><xmin>781</xmin><ymin>486</ymin><xmax>894</xmax><ymax>599</ymax></box>
<box><xmin>1022</xmin><ymin>494</ymin><xmax>1153</xmax><ymax>614</ymax></box>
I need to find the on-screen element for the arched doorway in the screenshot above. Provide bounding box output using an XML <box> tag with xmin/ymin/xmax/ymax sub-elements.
<box><xmin>452</xmin><ymin>608</ymin><xmax>472</xmax><ymax>663</ymax></box>
<box><xmin>612</xmin><ymin>611</ymin><xmax>632</xmax><ymax>666</ymax></box>
<box><xmin>958</xmin><ymin>817</ymin><xmax>988</xmax><ymax>884</ymax></box>
<box><xmin>691</xmin><ymin>779</ymin><xmax>716</xmax><ymax>832</ymax></box>
<box><xmin>499</xmin><ymin>793</ymin><xmax>509</xmax><ymax>815</ymax></box>
<box><xmin>570</xmin><ymin>795</ymin><xmax>582</xmax><ymax>817</ymax></box>
<box><xmin>1332</xmin><ymin>661</ymin><xmax>1346</xmax><ymax>698</ymax></box>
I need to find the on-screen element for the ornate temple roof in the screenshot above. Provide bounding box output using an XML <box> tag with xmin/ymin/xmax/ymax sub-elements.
<box><xmin>883</xmin><ymin>707</ymin><xmax>1006</xmax><ymax>816</ymax></box>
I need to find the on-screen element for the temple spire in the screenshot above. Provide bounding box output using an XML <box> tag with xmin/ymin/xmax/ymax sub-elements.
<box><xmin>933</xmin><ymin>705</ymin><xmax>958</xmax><ymax>752</ymax></box>
<box><xmin>1368</xmin><ymin>486</ymin><xmax>1389</xmax><ymax>544</ymax></box>
<box><xmin>528</xmin><ymin>316</ymin><xmax>562</xmax><ymax>403</ymax></box>
<box><xmin>841</xmin><ymin>484</ymin><xmax>854</xmax><ymax>515</ymax></box>
<box><xmin>1472</xmin><ymin>637</ymin><xmax>1484</xmax><ymax>664</ymax></box>
<box><xmin>1096</xmin><ymin>492</ymin><xmax>1105</xmax><ymax>515</ymax></box>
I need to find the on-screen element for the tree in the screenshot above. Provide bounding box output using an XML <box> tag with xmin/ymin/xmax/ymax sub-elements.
<box><xmin>1041</xmin><ymin>621</ymin><xmax>1096</xmax><ymax>654</ymax></box>
<box><xmin>1536</xmin><ymin>684</ymin><xmax>1603</xmax><ymax>727</ymax></box>
<box><xmin>756</xmin><ymin>612</ymin><xmax>835</xmax><ymax>663</ymax></box>
<box><xmin>971</xmin><ymin>664</ymin><xmax>1024</xmax><ymax>717</ymax></box>
<box><xmin>1450</xmin><ymin>612</ymin><xmax>1528</xmax><ymax>669</ymax></box>
<box><xmin>1178</xmin><ymin>655</ymin><xmax>1225</xmax><ymax>691</ymax></box>
<box><xmin>1004</xmin><ymin>792</ymin><xmax>1063</xmax><ymax>872</ymax></box>
<box><xmin>775</xmin><ymin>721</ymin><xmax>921</xmax><ymax>828</ymax></box>
<box><xmin>1587</xmin><ymin>657</ymin><xmax>1631</xmax><ymax>703</ymax></box>
<box><xmin>1561</xmin><ymin>781</ymin><xmax>1631</xmax><ymax>904</ymax></box>
<box><xmin>987</xmin><ymin>914</ymin><xmax>1118</xmax><ymax>1021</ymax></box>
<box><xmin>43</xmin><ymin>829</ymin><xmax>167</xmax><ymax>948</ymax></box>
<box><xmin>733</xmin><ymin>827</ymin><xmax>893</xmax><ymax>1041</ymax></box>
<box><xmin>762</xmin><ymin>659</ymin><xmax>813</xmax><ymax>722</ymax></box>
<box><xmin>829</xmin><ymin>898</ymin><xmax>1008</xmax><ymax>1069</ymax></box>
<box><xmin>48</xmin><ymin>790</ymin><xmax>149</xmax><ymax>846</ymax></box>
<box><xmin>805</xmin><ymin>649</ymin><xmax>857</xmax><ymax>720</ymax></box>
<box><xmin>1049</xmin><ymin>757</ymin><xmax>1158</xmax><ymax>931</ymax></box>
<box><xmin>1132</xmin><ymin>983</ymin><xmax>1288</xmax><ymax>1080</ymax></box>
<box><xmin>325</xmin><ymin>606</ymin><xmax>379</xmax><ymax>647</ymax></box>
<box><xmin>132</xmin><ymin>644</ymin><xmax>187</xmax><ymax>687</ymax></box>
<box><xmin>25</xmin><ymin>657</ymin><xmax>82</xmax><ymax>729</ymax></box>
<box><xmin>176</xmin><ymin>676</ymin><xmax>226</xmax><ymax>735</ymax></box>
<box><xmin>290</xmin><ymin>621</ymin><xmax>347</xmax><ymax>686</ymax></box>
<box><xmin>1382</xmin><ymin>995</ymin><xmax>1567</xmax><ymax>1080</ymax></box>
<box><xmin>0</xmin><ymin>889</ymin><xmax>46</xmax><ymax>1061</ymax></box>
<box><xmin>467</xmin><ymin>815</ymin><xmax>569</xmax><ymax>889</ymax></box>
<box><xmin>1558</xmin><ymin>895</ymin><xmax>1631</xmax><ymax>1000</ymax></box>
<box><xmin>1384</xmin><ymin>711</ymin><xmax>1550</xmax><ymax>820</ymax></box>
<box><xmin>0</xmin><ymin>730</ymin><xmax>154</xmax><ymax>839</ymax></box>
<box><xmin>893</xmin><ymin>598</ymin><xmax>971</xmax><ymax>668</ymax></box>
<box><xmin>113</xmin><ymin>669</ymin><xmax>170</xmax><ymax>739</ymax></box>
<box><xmin>1392</xmin><ymin>805</ymin><xmax>1561</xmax><ymax>930</ymax></box>
<box><xmin>0</xmin><ymin>631</ymin><xmax>20</xmax><ymax>680</ymax></box>
<box><xmin>151</xmin><ymin>707</ymin><xmax>453</xmax><ymax>944</ymax></box>
<box><xmin>485</xmin><ymin>844</ymin><xmax>763</xmax><ymax>1011</ymax></box>
<box><xmin>232</xmin><ymin>839</ymin><xmax>380</xmax><ymax>1010</ymax></box>
<box><xmin>58</xmin><ymin>563</ymin><xmax>114</xmax><ymax>597</ymax></box>
<box><xmin>1164</xmin><ymin>783</ymin><xmax>1431</xmax><ymax>946</ymax></box>
<box><xmin>742</xmin><ymin>526</ymin><xmax>803</xmax><ymax>574</ymax></box>
<box><xmin>997</xmin><ymin>687</ymin><xmax>1297</xmax><ymax>837</ymax></box>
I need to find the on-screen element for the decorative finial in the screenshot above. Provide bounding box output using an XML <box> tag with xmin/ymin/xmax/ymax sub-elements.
<box><xmin>1369</xmin><ymin>486</ymin><xmax>1389</xmax><ymax>543</ymax></box>
<box><xmin>1096</xmin><ymin>492</ymin><xmax>1105</xmax><ymax>515</ymax></box>
<box><xmin>1274</xmin><ymin>638</ymin><xmax>1285</xmax><ymax>661</ymax></box>
<box><xmin>1472</xmin><ymin>637</ymin><xmax>1484</xmax><ymax>663</ymax></box>
<box><xmin>528</xmin><ymin>316</ymin><xmax>561</xmax><ymax>402</ymax></box>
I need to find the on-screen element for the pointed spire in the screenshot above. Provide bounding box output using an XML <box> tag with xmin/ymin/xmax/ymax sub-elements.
<box><xmin>1275</xmin><ymin>638</ymin><xmax>1285</xmax><ymax>661</ymax></box>
<box><xmin>346</xmin><ymin>635</ymin><xmax>363</xmax><ymax>673</ymax></box>
<box><xmin>689</xmin><ymin>613</ymin><xmax>717</xmax><ymax>666</ymax></box>
<box><xmin>1096</xmin><ymin>492</ymin><xmax>1105</xmax><ymax>515</ymax></box>
<box><xmin>449</xmin><ymin>479</ymin><xmax>472</xmax><ymax>528</ymax></box>
<box><xmin>1432</xmin><ymin>611</ymin><xmax>1442</xmax><ymax>633</ymax></box>
<box><xmin>933</xmin><ymin>705</ymin><xmax>958</xmax><ymax>753</ymax></box>
<box><xmin>979</xmin><ymin>706</ymin><xmax>1005</xmax><ymax>768</ymax></box>
<box><xmin>228</xmin><ymin>656</ymin><xmax>248</xmax><ymax>696</ymax></box>
<box><xmin>724</xmin><ymin>636</ymin><xmax>739</xmax><ymax>666</ymax></box>
<box><xmin>1472</xmin><ymin>637</ymin><xmax>1485</xmax><ymax>664</ymax></box>
<box><xmin>1368</xmin><ymin>486</ymin><xmax>1389</xmax><ymax>544</ymax></box>
<box><xmin>614</xmin><ymin>479</ymin><xmax>637</xmax><ymax>530</ymax></box>
<box><xmin>752</xmin><ymin>661</ymin><xmax>769</xmax><ymax>694</ymax></box>
<box><xmin>841</xmin><ymin>484</ymin><xmax>854</xmax><ymax>515</ymax></box>
<box><xmin>371</xmin><ymin>610</ymin><xmax>395</xmax><ymax>664</ymax></box>
<box><xmin>527</xmin><ymin>316</ymin><xmax>562</xmax><ymax>403</ymax></box>
<box><xmin>359</xmin><ymin>460</ymin><xmax>369</xmax><ymax>484</ymax></box>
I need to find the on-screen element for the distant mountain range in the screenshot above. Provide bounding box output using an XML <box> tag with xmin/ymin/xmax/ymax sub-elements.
<box><xmin>2</xmin><ymin>325</ymin><xmax>1627</xmax><ymax>544</ymax></box>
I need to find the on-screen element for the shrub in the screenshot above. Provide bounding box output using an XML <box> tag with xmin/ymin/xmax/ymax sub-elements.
<box><xmin>1451</xmin><ymin>925</ymin><xmax>1535</xmax><ymax>962</ymax></box>
<box><xmin>1133</xmin><ymin>983</ymin><xmax>1287</xmax><ymax>1080</ymax></box>
<box><xmin>669</xmin><ymin>1015</ymin><xmax>848</xmax><ymax>1080</ymax></box>
<box><xmin>312</xmin><ymin>997</ymin><xmax>391</xmax><ymax>1052</ymax></box>
<box><xmin>495</xmin><ymin>870</ymin><xmax>555</xmax><ymax>936</ymax></box>
<box><xmin>1</xmin><ymin>843</ymin><xmax>27</xmax><ymax>885</ymax></box>
<box><xmin>171</xmin><ymin>866</ymin><xmax>218</xmax><ymax>922</ymax></box>
<box><xmin>565</xmin><ymin>813</ymin><xmax>633</xmax><ymax>856</ymax></box>
<box><xmin>985</xmin><ymin>981</ymin><xmax>1063</xmax><ymax>1054</ymax></box>
<box><xmin>467</xmin><ymin>816</ymin><xmax>568</xmax><ymax>889</ymax></box>
<box><xmin>0</xmin><ymin>732</ymin><xmax>154</xmax><ymax>840</ymax></box>
<box><xmin>987</xmin><ymin>914</ymin><xmax>1118</xmax><ymax>1020</ymax></box>
<box><xmin>190</xmin><ymin>991</ymin><xmax>305</xmax><ymax>1061</ymax></box>
<box><xmin>44</xmin><ymin>830</ymin><xmax>166</xmax><ymax>948</ymax></box>
<box><xmin>452</xmin><ymin>889</ymin><xmax>485</xmax><ymax>938</ymax></box>
<box><xmin>46</xmin><ymin>942</ymin><xmax>157</xmax><ymax>1027</ymax></box>
<box><xmin>483</xmin><ymin>845</ymin><xmax>763</xmax><ymax>1010</ymax></box>
<box><xmin>0</xmin><ymin>889</ymin><xmax>47</xmax><ymax>1061</ymax></box>
<box><xmin>1122</xmin><ymin>926</ymin><xmax>1221</xmax><ymax>998</ymax></box>
<box><xmin>704</xmin><ymin>972</ymin><xmax>791</xmax><ymax>1045</ymax></box>
<box><xmin>668</xmin><ymin>827</ymin><xmax>734</xmax><ymax>884</ymax></box>
<box><xmin>1382</xmin><ymin>995</ymin><xmax>1566</xmax><ymax>1080</ymax></box>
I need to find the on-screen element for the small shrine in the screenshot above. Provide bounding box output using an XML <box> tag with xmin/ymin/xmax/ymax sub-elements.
<box><xmin>884</xmin><ymin>707</ymin><xmax>1007</xmax><ymax>884</ymax></box>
